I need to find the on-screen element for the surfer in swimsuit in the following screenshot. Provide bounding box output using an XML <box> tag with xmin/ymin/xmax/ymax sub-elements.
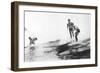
<box><xmin>74</xmin><ymin>25</ymin><xmax>80</xmax><ymax>42</ymax></box>
<box><xmin>67</xmin><ymin>19</ymin><xmax>75</xmax><ymax>39</ymax></box>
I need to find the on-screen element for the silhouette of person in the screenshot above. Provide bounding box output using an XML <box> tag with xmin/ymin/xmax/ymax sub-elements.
<box><xmin>29</xmin><ymin>37</ymin><xmax>37</xmax><ymax>51</ymax></box>
<box><xmin>74</xmin><ymin>25</ymin><xmax>80</xmax><ymax>42</ymax></box>
<box><xmin>29</xmin><ymin>37</ymin><xmax>37</xmax><ymax>45</ymax></box>
<box><xmin>67</xmin><ymin>19</ymin><xmax>74</xmax><ymax>39</ymax></box>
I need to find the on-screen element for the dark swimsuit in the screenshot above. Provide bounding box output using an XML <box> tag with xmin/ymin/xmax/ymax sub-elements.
<box><xmin>69</xmin><ymin>28</ymin><xmax>74</xmax><ymax>31</ymax></box>
<box><xmin>68</xmin><ymin>22</ymin><xmax>74</xmax><ymax>31</ymax></box>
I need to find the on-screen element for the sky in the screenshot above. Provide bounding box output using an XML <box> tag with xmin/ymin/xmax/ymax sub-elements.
<box><xmin>25</xmin><ymin>11</ymin><xmax>91</xmax><ymax>46</ymax></box>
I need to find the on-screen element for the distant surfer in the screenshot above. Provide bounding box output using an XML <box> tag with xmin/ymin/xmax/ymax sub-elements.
<box><xmin>29</xmin><ymin>37</ymin><xmax>37</xmax><ymax>45</ymax></box>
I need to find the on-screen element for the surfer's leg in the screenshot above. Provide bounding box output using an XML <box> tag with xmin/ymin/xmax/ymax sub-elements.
<box><xmin>71</xmin><ymin>31</ymin><xmax>75</xmax><ymax>42</ymax></box>
<box><xmin>75</xmin><ymin>32</ymin><xmax>79</xmax><ymax>42</ymax></box>
<box><xmin>72</xmin><ymin>31</ymin><xmax>74</xmax><ymax>38</ymax></box>
<box><xmin>69</xmin><ymin>31</ymin><xmax>72</xmax><ymax>38</ymax></box>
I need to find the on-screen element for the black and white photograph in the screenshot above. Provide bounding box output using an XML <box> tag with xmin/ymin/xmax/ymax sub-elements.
<box><xmin>24</xmin><ymin>11</ymin><xmax>91</xmax><ymax>62</ymax></box>
<box><xmin>11</xmin><ymin>1</ymin><xmax>97</xmax><ymax>71</ymax></box>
